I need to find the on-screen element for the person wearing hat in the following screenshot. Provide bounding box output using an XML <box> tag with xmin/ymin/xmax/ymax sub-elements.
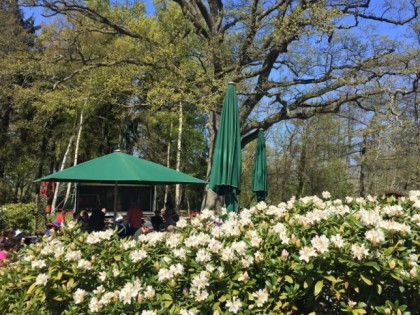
<box><xmin>133</xmin><ymin>221</ymin><xmax>153</xmax><ymax>240</ymax></box>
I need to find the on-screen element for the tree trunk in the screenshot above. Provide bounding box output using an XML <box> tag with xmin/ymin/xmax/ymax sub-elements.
<box><xmin>51</xmin><ymin>134</ymin><xmax>74</xmax><ymax>214</ymax></box>
<box><xmin>202</xmin><ymin>109</ymin><xmax>223</xmax><ymax>211</ymax></box>
<box><xmin>359</xmin><ymin>132</ymin><xmax>368</xmax><ymax>197</ymax></box>
<box><xmin>175</xmin><ymin>102</ymin><xmax>183</xmax><ymax>211</ymax></box>
<box><xmin>296</xmin><ymin>131</ymin><xmax>307</xmax><ymax>198</ymax></box>
<box><xmin>164</xmin><ymin>121</ymin><xmax>173</xmax><ymax>204</ymax></box>
<box><xmin>64</xmin><ymin>111</ymin><xmax>83</xmax><ymax>208</ymax></box>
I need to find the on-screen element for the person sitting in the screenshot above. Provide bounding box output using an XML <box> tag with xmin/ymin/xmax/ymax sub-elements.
<box><xmin>133</xmin><ymin>221</ymin><xmax>153</xmax><ymax>240</ymax></box>
<box><xmin>118</xmin><ymin>215</ymin><xmax>134</xmax><ymax>238</ymax></box>
<box><xmin>162</xmin><ymin>202</ymin><xmax>178</xmax><ymax>228</ymax></box>
<box><xmin>88</xmin><ymin>208</ymin><xmax>105</xmax><ymax>232</ymax></box>
<box><xmin>53</xmin><ymin>210</ymin><xmax>67</xmax><ymax>227</ymax></box>
<box><xmin>127</xmin><ymin>203</ymin><xmax>143</xmax><ymax>231</ymax></box>
<box><xmin>0</xmin><ymin>239</ymin><xmax>14</xmax><ymax>267</ymax></box>
<box><xmin>77</xmin><ymin>210</ymin><xmax>90</xmax><ymax>232</ymax></box>
<box><xmin>151</xmin><ymin>210</ymin><xmax>164</xmax><ymax>232</ymax></box>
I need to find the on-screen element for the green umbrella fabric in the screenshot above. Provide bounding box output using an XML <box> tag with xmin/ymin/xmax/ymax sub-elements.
<box><xmin>251</xmin><ymin>130</ymin><xmax>268</xmax><ymax>202</ymax></box>
<box><xmin>35</xmin><ymin>151</ymin><xmax>206</xmax><ymax>185</ymax></box>
<box><xmin>209</xmin><ymin>82</ymin><xmax>242</xmax><ymax>212</ymax></box>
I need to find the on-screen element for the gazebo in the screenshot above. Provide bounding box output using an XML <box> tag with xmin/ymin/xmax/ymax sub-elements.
<box><xmin>35</xmin><ymin>151</ymin><xmax>206</xmax><ymax>219</ymax></box>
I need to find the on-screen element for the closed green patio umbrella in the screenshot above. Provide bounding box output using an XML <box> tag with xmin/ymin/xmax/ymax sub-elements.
<box><xmin>251</xmin><ymin>130</ymin><xmax>268</xmax><ymax>202</ymax></box>
<box><xmin>209</xmin><ymin>82</ymin><xmax>242</xmax><ymax>212</ymax></box>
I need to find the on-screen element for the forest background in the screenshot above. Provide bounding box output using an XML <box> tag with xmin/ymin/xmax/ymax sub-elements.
<box><xmin>1</xmin><ymin>0</ymin><xmax>420</xmax><ymax>213</ymax></box>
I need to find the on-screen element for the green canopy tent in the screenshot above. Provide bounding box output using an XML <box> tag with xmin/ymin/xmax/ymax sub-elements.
<box><xmin>209</xmin><ymin>82</ymin><xmax>242</xmax><ymax>212</ymax></box>
<box><xmin>35</xmin><ymin>151</ymin><xmax>206</xmax><ymax>219</ymax></box>
<box><xmin>251</xmin><ymin>130</ymin><xmax>268</xmax><ymax>202</ymax></box>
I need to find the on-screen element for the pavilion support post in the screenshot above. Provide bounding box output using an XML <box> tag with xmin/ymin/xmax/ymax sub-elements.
<box><xmin>113</xmin><ymin>182</ymin><xmax>118</xmax><ymax>226</ymax></box>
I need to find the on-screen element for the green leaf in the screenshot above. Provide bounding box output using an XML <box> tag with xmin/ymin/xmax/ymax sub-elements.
<box><xmin>324</xmin><ymin>275</ymin><xmax>337</xmax><ymax>283</ymax></box>
<box><xmin>114</xmin><ymin>255</ymin><xmax>121</xmax><ymax>261</ymax></box>
<box><xmin>314</xmin><ymin>280</ymin><xmax>323</xmax><ymax>297</ymax></box>
<box><xmin>27</xmin><ymin>283</ymin><xmax>36</xmax><ymax>295</ymax></box>
<box><xmin>352</xmin><ymin>309</ymin><xmax>367</xmax><ymax>314</ymax></box>
<box><xmin>377</xmin><ymin>284</ymin><xmax>382</xmax><ymax>295</ymax></box>
<box><xmin>360</xmin><ymin>274</ymin><xmax>372</xmax><ymax>286</ymax></box>
<box><xmin>161</xmin><ymin>293</ymin><xmax>173</xmax><ymax>301</ymax></box>
<box><xmin>218</xmin><ymin>295</ymin><xmax>227</xmax><ymax>302</ymax></box>
<box><xmin>285</xmin><ymin>275</ymin><xmax>293</xmax><ymax>284</ymax></box>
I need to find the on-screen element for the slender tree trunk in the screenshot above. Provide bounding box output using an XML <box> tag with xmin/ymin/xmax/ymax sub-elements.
<box><xmin>296</xmin><ymin>131</ymin><xmax>307</xmax><ymax>198</ymax></box>
<box><xmin>164</xmin><ymin>121</ymin><xmax>173</xmax><ymax>203</ymax></box>
<box><xmin>175</xmin><ymin>102</ymin><xmax>183</xmax><ymax>210</ymax></box>
<box><xmin>359</xmin><ymin>132</ymin><xmax>368</xmax><ymax>197</ymax></box>
<box><xmin>64</xmin><ymin>111</ymin><xmax>83</xmax><ymax>207</ymax></box>
<box><xmin>51</xmin><ymin>134</ymin><xmax>74</xmax><ymax>214</ymax></box>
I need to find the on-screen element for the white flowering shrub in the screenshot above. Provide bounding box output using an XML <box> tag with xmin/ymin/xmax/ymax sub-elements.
<box><xmin>1</xmin><ymin>192</ymin><xmax>419</xmax><ymax>314</ymax></box>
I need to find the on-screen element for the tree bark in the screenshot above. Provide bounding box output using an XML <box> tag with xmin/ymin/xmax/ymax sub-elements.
<box><xmin>164</xmin><ymin>121</ymin><xmax>173</xmax><ymax>204</ymax></box>
<box><xmin>175</xmin><ymin>102</ymin><xmax>183</xmax><ymax>211</ymax></box>
<box><xmin>51</xmin><ymin>134</ymin><xmax>74</xmax><ymax>214</ymax></box>
<box><xmin>64</xmin><ymin>111</ymin><xmax>83</xmax><ymax>208</ymax></box>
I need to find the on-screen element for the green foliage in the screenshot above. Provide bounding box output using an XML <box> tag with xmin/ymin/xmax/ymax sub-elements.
<box><xmin>0</xmin><ymin>203</ymin><xmax>37</xmax><ymax>233</ymax></box>
<box><xmin>0</xmin><ymin>192</ymin><xmax>419</xmax><ymax>314</ymax></box>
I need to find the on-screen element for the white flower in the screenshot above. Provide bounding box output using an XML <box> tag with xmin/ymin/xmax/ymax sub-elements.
<box><xmin>176</xmin><ymin>217</ymin><xmax>188</xmax><ymax>228</ymax></box>
<box><xmin>35</xmin><ymin>273</ymin><xmax>49</xmax><ymax>286</ymax></box>
<box><xmin>299</xmin><ymin>246</ymin><xmax>317</xmax><ymax>263</ymax></box>
<box><xmin>31</xmin><ymin>259</ymin><xmax>46</xmax><ymax>269</ymax></box>
<box><xmin>208</xmin><ymin>239</ymin><xmax>223</xmax><ymax>253</ymax></box>
<box><xmin>195</xmin><ymin>289</ymin><xmax>209</xmax><ymax>302</ymax></box>
<box><xmin>330</xmin><ymin>234</ymin><xmax>344</xmax><ymax>248</ymax></box>
<box><xmin>64</xmin><ymin>220</ymin><xmax>77</xmax><ymax>230</ymax></box>
<box><xmin>145</xmin><ymin>285</ymin><xmax>156</xmax><ymax>300</ymax></box>
<box><xmin>196</xmin><ymin>248</ymin><xmax>211</xmax><ymax>264</ymax></box>
<box><xmin>165</xmin><ymin>234</ymin><xmax>183</xmax><ymax>248</ymax></box>
<box><xmin>78</xmin><ymin>259</ymin><xmax>92</xmax><ymax>270</ymax></box>
<box><xmin>89</xmin><ymin>297</ymin><xmax>101</xmax><ymax>313</ymax></box>
<box><xmin>238</xmin><ymin>271</ymin><xmax>249</xmax><ymax>282</ymax></box>
<box><xmin>253</xmin><ymin>288</ymin><xmax>269</xmax><ymax>307</ymax></box>
<box><xmin>73</xmin><ymin>288</ymin><xmax>87</xmax><ymax>304</ymax></box>
<box><xmin>169</xmin><ymin>263</ymin><xmax>184</xmax><ymax>277</ymax></box>
<box><xmin>121</xmin><ymin>239</ymin><xmax>137</xmax><ymax>250</ymax></box>
<box><xmin>410</xmin><ymin>267</ymin><xmax>418</xmax><ymax>278</ymax></box>
<box><xmin>240</xmin><ymin>255</ymin><xmax>254</xmax><ymax>268</ymax></box>
<box><xmin>311</xmin><ymin>235</ymin><xmax>330</xmax><ymax>254</ymax></box>
<box><xmin>254</xmin><ymin>251</ymin><xmax>264</xmax><ymax>263</ymax></box>
<box><xmin>365</xmin><ymin>229</ymin><xmax>385</xmax><ymax>245</ymax></box>
<box><xmin>141</xmin><ymin>311</ymin><xmax>157</xmax><ymax>315</ymax></box>
<box><xmin>158</xmin><ymin>268</ymin><xmax>172</xmax><ymax>282</ymax></box>
<box><xmin>226</xmin><ymin>296</ymin><xmax>242</xmax><ymax>314</ymax></box>
<box><xmin>250</xmin><ymin>235</ymin><xmax>262</xmax><ymax>248</ymax></box>
<box><xmin>281</xmin><ymin>249</ymin><xmax>289</xmax><ymax>261</ymax></box>
<box><xmin>351</xmin><ymin>244</ymin><xmax>369</xmax><ymax>260</ymax></box>
<box><xmin>232</xmin><ymin>240</ymin><xmax>247</xmax><ymax>256</ymax></box>
<box><xmin>191</xmin><ymin>271</ymin><xmax>210</xmax><ymax>291</ymax></box>
<box><xmin>130</xmin><ymin>249</ymin><xmax>148</xmax><ymax>263</ymax></box>
<box><xmin>93</xmin><ymin>285</ymin><xmax>105</xmax><ymax>296</ymax></box>
<box><xmin>100</xmin><ymin>292</ymin><xmax>115</xmax><ymax>305</ymax></box>
<box><xmin>173</xmin><ymin>248</ymin><xmax>188</xmax><ymax>259</ymax></box>
<box><xmin>99</xmin><ymin>271</ymin><xmax>107</xmax><ymax>282</ymax></box>
<box><xmin>119</xmin><ymin>280</ymin><xmax>141</xmax><ymax>305</ymax></box>
<box><xmin>221</xmin><ymin>246</ymin><xmax>235</xmax><ymax>262</ymax></box>
<box><xmin>322</xmin><ymin>191</ymin><xmax>331</xmax><ymax>199</ymax></box>
<box><xmin>113</xmin><ymin>267</ymin><xmax>120</xmax><ymax>277</ymax></box>
<box><xmin>65</xmin><ymin>250</ymin><xmax>82</xmax><ymax>262</ymax></box>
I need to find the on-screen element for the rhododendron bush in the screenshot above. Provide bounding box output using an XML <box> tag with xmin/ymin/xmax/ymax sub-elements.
<box><xmin>1</xmin><ymin>192</ymin><xmax>419</xmax><ymax>314</ymax></box>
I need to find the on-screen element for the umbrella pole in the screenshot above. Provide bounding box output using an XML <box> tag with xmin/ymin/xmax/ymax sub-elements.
<box><xmin>113</xmin><ymin>182</ymin><xmax>118</xmax><ymax>226</ymax></box>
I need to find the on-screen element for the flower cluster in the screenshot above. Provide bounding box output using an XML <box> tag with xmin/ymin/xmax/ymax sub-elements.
<box><xmin>0</xmin><ymin>191</ymin><xmax>419</xmax><ymax>314</ymax></box>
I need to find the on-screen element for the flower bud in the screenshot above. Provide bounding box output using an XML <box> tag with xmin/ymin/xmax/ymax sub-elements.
<box><xmin>389</xmin><ymin>260</ymin><xmax>396</xmax><ymax>269</ymax></box>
